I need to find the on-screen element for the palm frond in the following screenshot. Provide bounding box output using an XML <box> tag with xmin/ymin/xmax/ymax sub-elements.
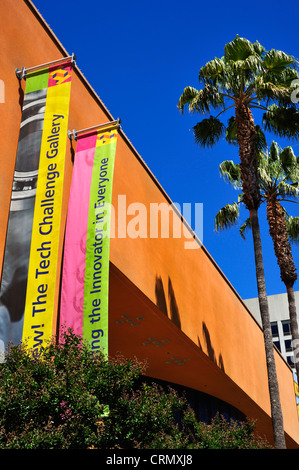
<box><xmin>199</xmin><ymin>57</ymin><xmax>225</xmax><ymax>83</ymax></box>
<box><xmin>257</xmin><ymin>68</ymin><xmax>298</xmax><ymax>106</ymax></box>
<box><xmin>256</xmin><ymin>141</ymin><xmax>299</xmax><ymax>199</ymax></box>
<box><xmin>252</xmin><ymin>59</ymin><xmax>298</xmax><ymax>106</ymax></box>
<box><xmin>237</xmin><ymin>193</ymin><xmax>245</xmax><ymax>204</ymax></box>
<box><xmin>177</xmin><ymin>86</ymin><xmax>201</xmax><ymax>114</ymax></box>
<box><xmin>268</xmin><ymin>141</ymin><xmax>280</xmax><ymax>162</ymax></box>
<box><xmin>263</xmin><ymin>49</ymin><xmax>297</xmax><ymax>71</ymax></box>
<box><xmin>215</xmin><ymin>202</ymin><xmax>240</xmax><ymax>232</ymax></box>
<box><xmin>225</xmin><ymin>116</ymin><xmax>238</xmax><ymax>145</ymax></box>
<box><xmin>256</xmin><ymin>81</ymin><xmax>295</xmax><ymax>106</ymax></box>
<box><xmin>258</xmin><ymin>166</ymin><xmax>273</xmax><ymax>187</ymax></box>
<box><xmin>224</xmin><ymin>36</ymin><xmax>256</xmax><ymax>62</ymax></box>
<box><xmin>255</xmin><ymin>125</ymin><xmax>267</xmax><ymax>152</ymax></box>
<box><xmin>279</xmin><ymin>146</ymin><xmax>297</xmax><ymax>172</ymax></box>
<box><xmin>227</xmin><ymin>55</ymin><xmax>262</xmax><ymax>75</ymax></box>
<box><xmin>219</xmin><ymin>160</ymin><xmax>241</xmax><ymax>188</ymax></box>
<box><xmin>263</xmin><ymin>105</ymin><xmax>299</xmax><ymax>139</ymax></box>
<box><xmin>193</xmin><ymin>116</ymin><xmax>225</xmax><ymax>147</ymax></box>
<box><xmin>262</xmin><ymin>66</ymin><xmax>298</xmax><ymax>87</ymax></box>
<box><xmin>178</xmin><ymin>85</ymin><xmax>225</xmax><ymax>115</ymax></box>
<box><xmin>253</xmin><ymin>40</ymin><xmax>266</xmax><ymax>57</ymax></box>
<box><xmin>262</xmin><ymin>141</ymin><xmax>293</xmax><ymax>182</ymax></box>
<box><xmin>277</xmin><ymin>180</ymin><xmax>299</xmax><ymax>198</ymax></box>
<box><xmin>239</xmin><ymin>217</ymin><xmax>251</xmax><ymax>239</ymax></box>
<box><xmin>286</xmin><ymin>216</ymin><xmax>299</xmax><ymax>244</ymax></box>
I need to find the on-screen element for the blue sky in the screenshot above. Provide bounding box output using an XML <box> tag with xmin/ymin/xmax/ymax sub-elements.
<box><xmin>33</xmin><ymin>0</ymin><xmax>299</xmax><ymax>300</ymax></box>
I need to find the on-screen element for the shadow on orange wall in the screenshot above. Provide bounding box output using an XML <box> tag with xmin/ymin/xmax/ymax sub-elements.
<box><xmin>199</xmin><ymin>323</ymin><xmax>225</xmax><ymax>372</ymax></box>
<box><xmin>155</xmin><ymin>275</ymin><xmax>181</xmax><ymax>328</ymax></box>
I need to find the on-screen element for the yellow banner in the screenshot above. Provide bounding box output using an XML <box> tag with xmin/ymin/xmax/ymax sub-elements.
<box><xmin>22</xmin><ymin>69</ymin><xmax>71</xmax><ymax>356</ymax></box>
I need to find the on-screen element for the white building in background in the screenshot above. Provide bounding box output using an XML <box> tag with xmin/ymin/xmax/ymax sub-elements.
<box><xmin>244</xmin><ymin>291</ymin><xmax>299</xmax><ymax>374</ymax></box>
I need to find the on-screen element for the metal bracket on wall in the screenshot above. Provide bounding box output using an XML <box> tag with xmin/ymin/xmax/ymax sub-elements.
<box><xmin>68</xmin><ymin>118</ymin><xmax>121</xmax><ymax>141</ymax></box>
<box><xmin>15</xmin><ymin>53</ymin><xmax>76</xmax><ymax>80</ymax></box>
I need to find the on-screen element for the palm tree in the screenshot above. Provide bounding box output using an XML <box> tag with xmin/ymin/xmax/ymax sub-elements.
<box><xmin>178</xmin><ymin>35</ymin><xmax>299</xmax><ymax>448</ymax></box>
<box><xmin>215</xmin><ymin>142</ymin><xmax>299</xmax><ymax>383</ymax></box>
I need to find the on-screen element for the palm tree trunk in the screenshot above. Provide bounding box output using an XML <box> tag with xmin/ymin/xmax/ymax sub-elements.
<box><xmin>266</xmin><ymin>197</ymin><xmax>299</xmax><ymax>382</ymax></box>
<box><xmin>250</xmin><ymin>208</ymin><xmax>286</xmax><ymax>449</ymax></box>
<box><xmin>235</xmin><ymin>102</ymin><xmax>260</xmax><ymax>210</ymax></box>
<box><xmin>235</xmin><ymin>102</ymin><xmax>286</xmax><ymax>448</ymax></box>
<box><xmin>286</xmin><ymin>284</ymin><xmax>299</xmax><ymax>381</ymax></box>
<box><xmin>266</xmin><ymin>198</ymin><xmax>297</xmax><ymax>286</ymax></box>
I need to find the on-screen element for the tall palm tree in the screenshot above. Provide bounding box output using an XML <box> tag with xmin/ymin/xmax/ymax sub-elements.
<box><xmin>178</xmin><ymin>35</ymin><xmax>299</xmax><ymax>448</ymax></box>
<box><xmin>215</xmin><ymin>142</ymin><xmax>299</xmax><ymax>382</ymax></box>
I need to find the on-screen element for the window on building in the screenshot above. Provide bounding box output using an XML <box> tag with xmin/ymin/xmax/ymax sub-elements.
<box><xmin>282</xmin><ymin>320</ymin><xmax>291</xmax><ymax>336</ymax></box>
<box><xmin>285</xmin><ymin>339</ymin><xmax>292</xmax><ymax>352</ymax></box>
<box><xmin>273</xmin><ymin>340</ymin><xmax>281</xmax><ymax>352</ymax></box>
<box><xmin>271</xmin><ymin>322</ymin><xmax>279</xmax><ymax>337</ymax></box>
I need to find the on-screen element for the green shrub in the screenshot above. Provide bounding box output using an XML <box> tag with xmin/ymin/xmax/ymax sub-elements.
<box><xmin>0</xmin><ymin>331</ymin><xmax>271</xmax><ymax>449</ymax></box>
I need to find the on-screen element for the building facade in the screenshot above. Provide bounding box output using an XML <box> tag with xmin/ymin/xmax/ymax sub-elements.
<box><xmin>245</xmin><ymin>292</ymin><xmax>299</xmax><ymax>374</ymax></box>
<box><xmin>1</xmin><ymin>0</ymin><xmax>299</xmax><ymax>448</ymax></box>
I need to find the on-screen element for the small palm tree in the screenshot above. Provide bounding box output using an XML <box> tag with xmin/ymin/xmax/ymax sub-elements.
<box><xmin>215</xmin><ymin>142</ymin><xmax>299</xmax><ymax>381</ymax></box>
<box><xmin>178</xmin><ymin>35</ymin><xmax>299</xmax><ymax>448</ymax></box>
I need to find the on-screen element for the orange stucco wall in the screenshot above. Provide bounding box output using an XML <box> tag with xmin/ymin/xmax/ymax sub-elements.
<box><xmin>1</xmin><ymin>0</ymin><xmax>299</xmax><ymax>447</ymax></box>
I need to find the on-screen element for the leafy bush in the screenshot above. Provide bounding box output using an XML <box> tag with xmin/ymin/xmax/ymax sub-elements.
<box><xmin>0</xmin><ymin>331</ymin><xmax>271</xmax><ymax>449</ymax></box>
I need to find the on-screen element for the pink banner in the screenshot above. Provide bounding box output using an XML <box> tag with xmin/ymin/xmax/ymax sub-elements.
<box><xmin>59</xmin><ymin>134</ymin><xmax>97</xmax><ymax>337</ymax></box>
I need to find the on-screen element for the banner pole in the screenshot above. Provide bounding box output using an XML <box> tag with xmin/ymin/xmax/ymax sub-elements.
<box><xmin>15</xmin><ymin>53</ymin><xmax>76</xmax><ymax>80</ymax></box>
<box><xmin>68</xmin><ymin>118</ymin><xmax>121</xmax><ymax>141</ymax></box>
